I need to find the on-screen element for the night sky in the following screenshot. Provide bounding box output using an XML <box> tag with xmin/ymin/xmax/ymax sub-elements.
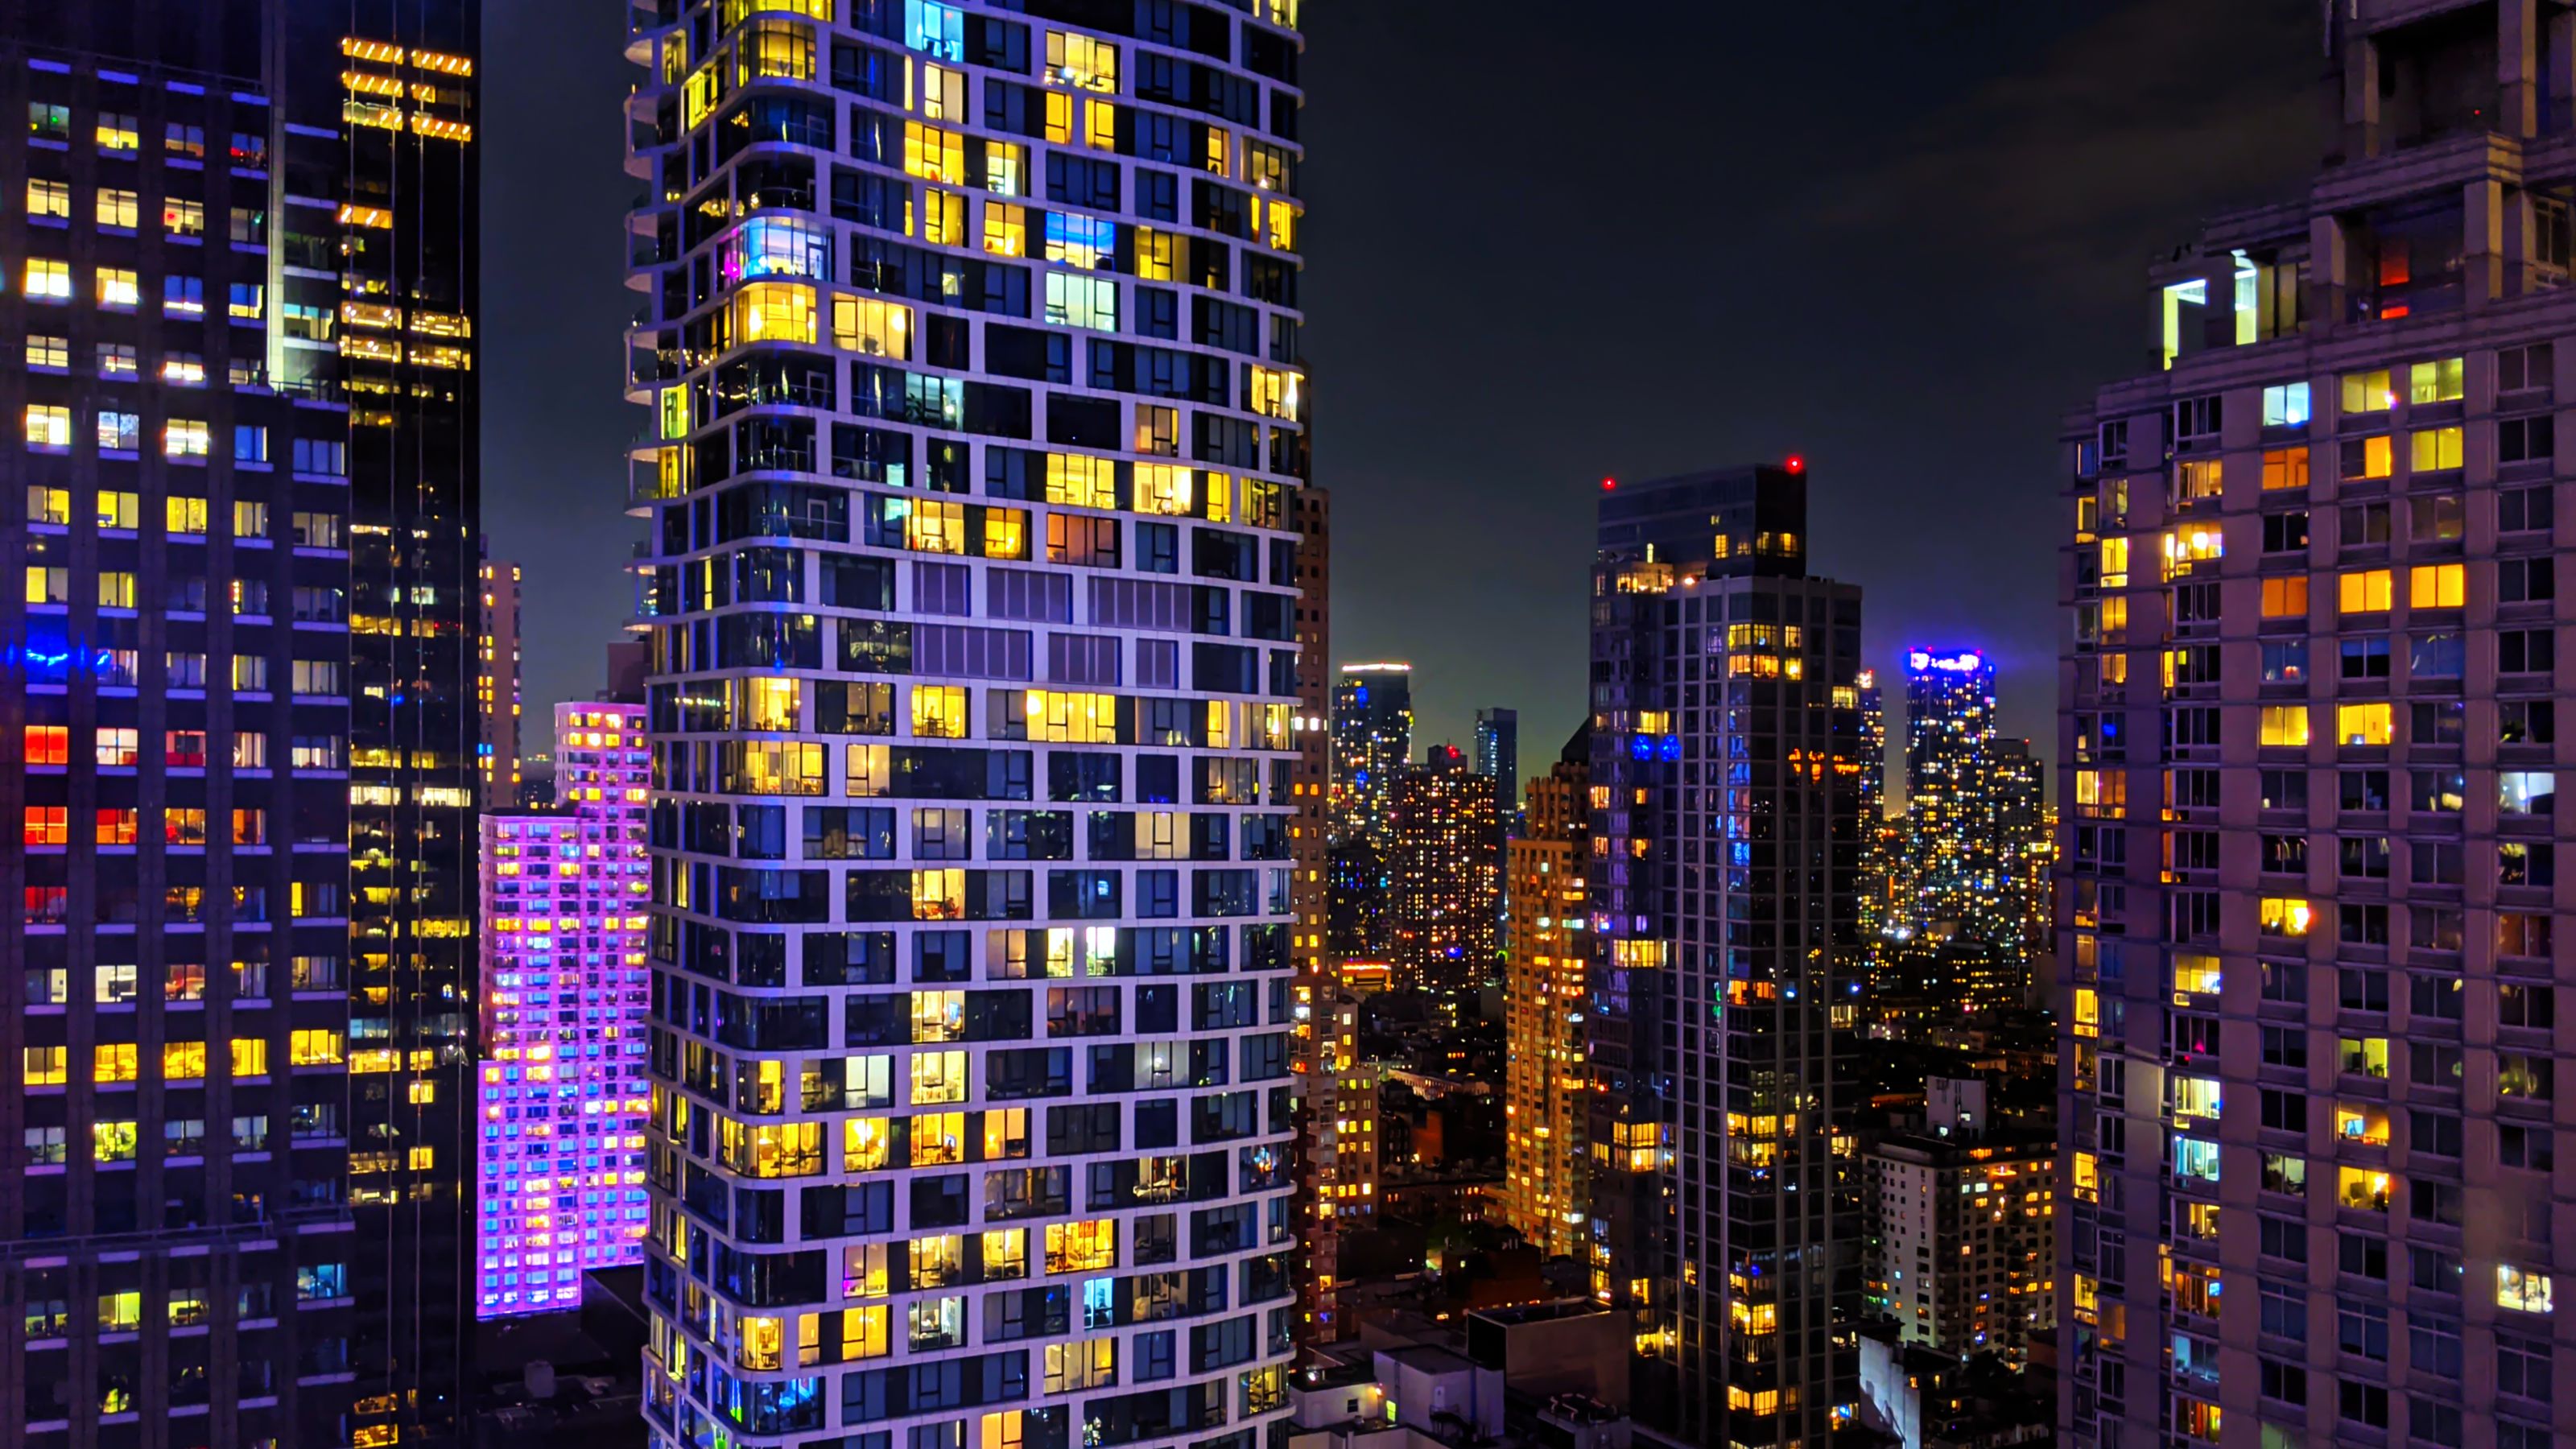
<box><xmin>481</xmin><ymin>0</ymin><xmax>2324</xmax><ymax>764</ymax></box>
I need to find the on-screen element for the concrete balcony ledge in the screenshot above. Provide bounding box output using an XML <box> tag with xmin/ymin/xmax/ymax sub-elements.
<box><xmin>2313</xmin><ymin>130</ymin><xmax>2520</xmax><ymax>215</ymax></box>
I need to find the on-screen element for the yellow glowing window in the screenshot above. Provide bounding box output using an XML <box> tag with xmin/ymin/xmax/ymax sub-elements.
<box><xmin>846</xmin><ymin>744</ymin><xmax>890</xmax><ymax>798</ymax></box>
<box><xmin>843</xmin><ymin>1304</ymin><xmax>891</xmax><ymax>1360</ymax></box>
<box><xmin>22</xmin><ymin>258</ymin><xmax>70</xmax><ymax>300</ymax></box>
<box><xmin>2097</xmin><ymin>537</ymin><xmax>2128</xmax><ymax>588</ymax></box>
<box><xmin>912</xmin><ymin>685</ymin><xmax>968</xmax><ymax>740</ymax></box>
<box><xmin>833</xmin><ymin>295</ymin><xmax>912</xmax><ymax>358</ymax></box>
<box><xmin>2341</xmin><ymin>369</ymin><xmax>2392</xmax><ymax>414</ymax></box>
<box><xmin>1046</xmin><ymin>453</ymin><xmax>1116</xmax><ymax>509</ymax></box>
<box><xmin>2259</xmin><ymin>897</ymin><xmax>2313</xmax><ymax>936</ymax></box>
<box><xmin>1026</xmin><ymin>691</ymin><xmax>1119</xmax><ymax>744</ymax></box>
<box><xmin>93</xmin><ymin>1043</ymin><xmax>139</xmax><ymax>1082</ymax></box>
<box><xmin>2071</xmin><ymin>1152</ymin><xmax>2099</xmax><ymax>1202</ymax></box>
<box><xmin>96</xmin><ymin>188</ymin><xmax>139</xmax><ymax>229</ymax></box>
<box><xmin>910</xmin><ymin>1048</ymin><xmax>968</xmax><ymax>1104</ymax></box>
<box><xmin>2337</xmin><ymin>1166</ymin><xmax>2392</xmax><ymax>1211</ymax></box>
<box><xmin>1133</xmin><ymin>228</ymin><xmax>1176</xmax><ymax>281</ymax></box>
<box><xmin>2161</xmin><ymin>525</ymin><xmax>2222</xmax><ymax>575</ymax></box>
<box><xmin>906</xmin><ymin>498</ymin><xmax>966</xmax><ymax>554</ymax></box>
<box><xmin>2353</xmin><ymin>435</ymin><xmax>2392</xmax><ymax>480</ymax></box>
<box><xmin>729</xmin><ymin>282</ymin><xmax>815</xmax><ymax>345</ymax></box>
<box><xmin>1042</xmin><ymin>90</ymin><xmax>1074</xmax><ymax>145</ymax></box>
<box><xmin>2496</xmin><ymin>1265</ymin><xmax>2554</xmax><ymax>1314</ymax></box>
<box><xmin>1265</xmin><ymin>198</ymin><xmax>1296</xmax><ymax>251</ymax></box>
<box><xmin>919</xmin><ymin>187</ymin><xmax>965</xmax><ymax>248</ymax></box>
<box><xmin>1044</xmin><ymin>1218</ymin><xmax>1118</xmax><ymax>1274</ymax></box>
<box><xmin>1250</xmin><ymin>367</ymin><xmax>1301</xmax><ymax>421</ymax></box>
<box><xmin>163</xmin><ymin>1041</ymin><xmax>207</xmax><ymax>1081</ymax></box>
<box><xmin>2409</xmin><ymin>427</ymin><xmax>2462</xmax><ymax>471</ymax></box>
<box><xmin>2171</xmin><ymin>955</ymin><xmax>2221</xmax><ymax>995</ymax></box>
<box><xmin>23</xmin><ymin>178</ymin><xmax>67</xmax><ymax>218</ymax></box>
<box><xmin>23</xmin><ymin>1045</ymin><xmax>67</xmax><ymax>1085</ymax></box>
<box><xmin>2260</xmin><ymin>446</ymin><xmax>2309</xmax><ymax>490</ymax></box>
<box><xmin>912</xmin><ymin>869</ymin><xmax>965</xmax><ymax>923</ymax></box>
<box><xmin>231</xmin><ymin>1038</ymin><xmax>269</xmax><ymax>1077</ymax></box>
<box><xmin>2407</xmin><ymin>564</ymin><xmax>2463</xmax><ymax>609</ymax></box>
<box><xmin>912</xmin><ymin>1111</ymin><xmax>964</xmax><ymax>1166</ymax></box>
<box><xmin>291</xmin><ymin>1030</ymin><xmax>344</xmax><ymax>1066</ymax></box>
<box><xmin>903</xmin><ymin>122</ymin><xmax>963</xmax><ymax>184</ymax></box>
<box><xmin>1134</xmin><ymin>463</ymin><xmax>1195</xmax><ymax>516</ymax></box>
<box><xmin>741</xmin><ymin>676</ymin><xmax>801</xmax><ymax>732</ymax></box>
<box><xmin>2258</xmin><ymin>705</ymin><xmax>2309</xmax><ymax>746</ymax></box>
<box><xmin>2338</xmin><ymin>569</ymin><xmax>2392</xmax><ymax>613</ymax></box>
<box><xmin>2259</xmin><ymin>576</ymin><xmax>2307</xmax><ymax>618</ymax></box>
<box><xmin>2408</xmin><ymin>357</ymin><xmax>2463</xmax><ymax>403</ymax></box>
<box><xmin>1046</xmin><ymin>31</ymin><xmax>1118</xmax><ymax>92</ymax></box>
<box><xmin>844</xmin><ymin>1117</ymin><xmax>890</xmax><ymax>1171</ymax></box>
<box><xmin>738</xmin><ymin>19</ymin><xmax>817</xmax><ymax>82</ymax></box>
<box><xmin>1084</xmin><ymin>98</ymin><xmax>1117</xmax><ymax>150</ymax></box>
<box><xmin>2335</xmin><ymin>702</ymin><xmax>2394</xmax><ymax>746</ymax></box>
<box><xmin>97</xmin><ymin>267</ymin><xmax>139</xmax><ymax>308</ymax></box>
<box><xmin>984</xmin><ymin>202</ymin><xmax>1026</xmax><ymax>257</ymax></box>
<box><xmin>740</xmin><ymin>740</ymin><xmax>824</xmax><ymax>795</ymax></box>
<box><xmin>982</xmin><ymin>506</ymin><xmax>1028</xmax><ymax>559</ymax></box>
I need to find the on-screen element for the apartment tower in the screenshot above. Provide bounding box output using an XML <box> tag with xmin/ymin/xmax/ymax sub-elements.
<box><xmin>0</xmin><ymin>2</ymin><xmax>479</xmax><ymax>1445</ymax></box>
<box><xmin>1587</xmin><ymin>464</ymin><xmax>1864</xmax><ymax>1447</ymax></box>
<box><xmin>1497</xmin><ymin>728</ymin><xmax>1588</xmax><ymax>1260</ymax></box>
<box><xmin>2061</xmin><ymin>4</ymin><xmax>2574</xmax><ymax>1443</ymax></box>
<box><xmin>474</xmin><ymin>700</ymin><xmax>652</xmax><ymax>1319</ymax></box>
<box><xmin>625</xmin><ymin>2</ymin><xmax>1309</xmax><ymax>1446</ymax></box>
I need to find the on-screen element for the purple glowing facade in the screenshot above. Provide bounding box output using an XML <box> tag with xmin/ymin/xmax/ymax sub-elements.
<box><xmin>474</xmin><ymin>701</ymin><xmax>652</xmax><ymax>1319</ymax></box>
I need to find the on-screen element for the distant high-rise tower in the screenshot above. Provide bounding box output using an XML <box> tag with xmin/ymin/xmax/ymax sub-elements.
<box><xmin>1332</xmin><ymin>662</ymin><xmax>1412</xmax><ymax>848</ymax></box>
<box><xmin>1895</xmin><ymin>649</ymin><xmax>2043</xmax><ymax>997</ymax></box>
<box><xmin>1499</xmin><ymin>729</ymin><xmax>1588</xmax><ymax>1258</ymax></box>
<box><xmin>1389</xmin><ymin>745</ymin><xmax>1500</xmax><ymax>1002</ymax></box>
<box><xmin>1587</xmin><ymin>463</ymin><xmax>1862</xmax><ymax>1444</ymax></box>
<box><xmin>473</xmin><ymin>701</ymin><xmax>650</xmax><ymax>1319</ymax></box>
<box><xmin>2062</xmin><ymin>8</ymin><xmax>2576</xmax><ymax>1447</ymax></box>
<box><xmin>626</xmin><ymin>2</ymin><xmax>1310</xmax><ymax>1443</ymax></box>
<box><xmin>1473</xmin><ymin>706</ymin><xmax>1518</xmax><ymax>811</ymax></box>
<box><xmin>481</xmin><ymin>558</ymin><xmax>525</xmax><ymax>806</ymax></box>
<box><xmin>0</xmin><ymin>4</ymin><xmax>480</xmax><ymax>1444</ymax></box>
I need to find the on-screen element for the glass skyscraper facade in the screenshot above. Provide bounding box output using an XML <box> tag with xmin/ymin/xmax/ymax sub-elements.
<box><xmin>625</xmin><ymin>1</ymin><xmax>1307</xmax><ymax>1445</ymax></box>
<box><xmin>2061</xmin><ymin>3</ymin><xmax>2576</xmax><ymax>1443</ymax></box>
<box><xmin>1</xmin><ymin>2</ymin><xmax>478</xmax><ymax>1445</ymax></box>
<box><xmin>1587</xmin><ymin>464</ymin><xmax>1864</xmax><ymax>1448</ymax></box>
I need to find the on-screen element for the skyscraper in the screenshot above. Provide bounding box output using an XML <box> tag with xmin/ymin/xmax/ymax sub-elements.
<box><xmin>1331</xmin><ymin>661</ymin><xmax>1410</xmax><ymax>848</ymax></box>
<box><xmin>1587</xmin><ymin>463</ymin><xmax>1864</xmax><ymax>1446</ymax></box>
<box><xmin>625</xmin><ymin>2</ymin><xmax>1308</xmax><ymax>1445</ymax></box>
<box><xmin>1472</xmin><ymin>705</ymin><xmax>1517</xmax><ymax>817</ymax></box>
<box><xmin>0</xmin><ymin>3</ymin><xmax>477</xmax><ymax>1443</ymax></box>
<box><xmin>475</xmin><ymin>700</ymin><xmax>651</xmax><ymax>1319</ymax></box>
<box><xmin>1498</xmin><ymin>728</ymin><xmax>1587</xmax><ymax>1259</ymax></box>
<box><xmin>1388</xmin><ymin>745</ymin><xmax>1499</xmax><ymax>1004</ymax></box>
<box><xmin>481</xmin><ymin>557</ymin><xmax>525</xmax><ymax>807</ymax></box>
<box><xmin>2062</xmin><ymin>6</ymin><xmax>2574</xmax><ymax>1444</ymax></box>
<box><xmin>1898</xmin><ymin>650</ymin><xmax>2009</xmax><ymax>943</ymax></box>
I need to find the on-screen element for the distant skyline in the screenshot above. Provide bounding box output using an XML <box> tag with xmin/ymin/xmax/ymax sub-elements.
<box><xmin>477</xmin><ymin>0</ymin><xmax>2322</xmax><ymax>758</ymax></box>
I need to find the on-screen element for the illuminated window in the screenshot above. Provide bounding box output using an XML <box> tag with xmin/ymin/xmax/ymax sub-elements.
<box><xmin>910</xmin><ymin>1048</ymin><xmax>968</xmax><ymax>1104</ymax></box>
<box><xmin>1045</xmin><ymin>31</ymin><xmax>1118</xmax><ymax>92</ymax></box>
<box><xmin>2341</xmin><ymin>369</ymin><xmax>2392</xmax><ymax>414</ymax></box>
<box><xmin>2260</xmin><ymin>576</ymin><xmax>2307</xmax><ymax>618</ymax></box>
<box><xmin>2260</xmin><ymin>382</ymin><xmax>2310</xmax><ymax>427</ymax></box>
<box><xmin>2409</xmin><ymin>427</ymin><xmax>2462</xmax><ymax>472</ymax></box>
<box><xmin>2407</xmin><ymin>564</ymin><xmax>2464</xmax><ymax>609</ymax></box>
<box><xmin>23</xmin><ymin>403</ymin><xmax>69</xmax><ymax>448</ymax></box>
<box><xmin>741</xmin><ymin>676</ymin><xmax>801</xmax><ymax>732</ymax></box>
<box><xmin>2408</xmin><ymin>357</ymin><xmax>2463</xmax><ymax>404</ymax></box>
<box><xmin>2339</xmin><ymin>569</ymin><xmax>2392</xmax><ymax>613</ymax></box>
<box><xmin>902</xmin><ymin>122</ymin><xmax>963</xmax><ymax>184</ymax></box>
<box><xmin>164</xmin><ymin>198</ymin><xmax>204</xmax><ymax>237</ymax></box>
<box><xmin>919</xmin><ymin>187</ymin><xmax>965</xmax><ymax>247</ymax></box>
<box><xmin>1043</xmin><ymin>272</ymin><xmax>1117</xmax><ymax>332</ymax></box>
<box><xmin>737</xmin><ymin>19</ymin><xmax>817</xmax><ymax>82</ymax></box>
<box><xmin>2171</xmin><ymin>955</ymin><xmax>2221</xmax><ymax>996</ymax></box>
<box><xmin>1085</xmin><ymin>98</ymin><xmax>1117</xmax><ymax>151</ymax></box>
<box><xmin>983</xmin><ymin>506</ymin><xmax>1027</xmax><ymax>559</ymax></box>
<box><xmin>94</xmin><ymin>1043</ymin><xmax>139</xmax><ymax>1082</ymax></box>
<box><xmin>2346</xmin><ymin>434</ymin><xmax>2392</xmax><ymax>480</ymax></box>
<box><xmin>2496</xmin><ymin>1265</ymin><xmax>2553</xmax><ymax>1315</ymax></box>
<box><xmin>97</xmin><ymin>266</ymin><xmax>138</xmax><ymax>308</ymax></box>
<box><xmin>984</xmin><ymin>202</ymin><xmax>1026</xmax><ymax>256</ymax></box>
<box><xmin>1046</xmin><ymin>453</ymin><xmax>1116</xmax><ymax>509</ymax></box>
<box><xmin>23</xmin><ymin>258</ymin><xmax>69</xmax><ymax>300</ymax></box>
<box><xmin>1133</xmin><ymin>227</ymin><xmax>1175</xmax><ymax>280</ymax></box>
<box><xmin>231</xmin><ymin>1038</ymin><xmax>269</xmax><ymax>1077</ymax></box>
<box><xmin>727</xmin><ymin>281</ymin><xmax>815</xmax><ymax>345</ymax></box>
<box><xmin>1133</xmin><ymin>463</ymin><xmax>1195</xmax><ymax>516</ymax></box>
<box><xmin>97</xmin><ymin>113</ymin><xmax>138</xmax><ymax>153</ymax></box>
<box><xmin>2335</xmin><ymin>704</ymin><xmax>2394</xmax><ymax>746</ymax></box>
<box><xmin>1043</xmin><ymin>1218</ymin><xmax>1117</xmax><ymax>1274</ymax></box>
<box><xmin>844</xmin><ymin>1117</ymin><xmax>890</xmax><ymax>1171</ymax></box>
<box><xmin>1025</xmin><ymin>691</ymin><xmax>1118</xmax><ymax>744</ymax></box>
<box><xmin>832</xmin><ymin>295</ymin><xmax>911</xmax><ymax>358</ymax></box>
<box><xmin>23</xmin><ymin>1046</ymin><xmax>67</xmax><ymax>1084</ymax></box>
<box><xmin>1250</xmin><ymin>366</ymin><xmax>1302</xmax><ymax>420</ymax></box>
<box><xmin>24</xmin><ymin>178</ymin><xmax>67</xmax><ymax>218</ymax></box>
<box><xmin>905</xmin><ymin>497</ymin><xmax>967</xmax><ymax>553</ymax></box>
<box><xmin>2259</xmin><ymin>897</ymin><xmax>2313</xmax><ymax>936</ymax></box>
<box><xmin>93</xmin><ymin>1121</ymin><xmax>138</xmax><ymax>1162</ymax></box>
<box><xmin>290</xmin><ymin>1030</ymin><xmax>343</xmax><ymax>1067</ymax></box>
<box><xmin>2261</xmin><ymin>446</ymin><xmax>2309</xmax><ymax>490</ymax></box>
<box><xmin>911</xmin><ymin>685</ymin><xmax>968</xmax><ymax>739</ymax></box>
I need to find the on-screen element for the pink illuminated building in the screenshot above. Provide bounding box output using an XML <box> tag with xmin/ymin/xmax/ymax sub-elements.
<box><xmin>473</xmin><ymin>701</ymin><xmax>652</xmax><ymax>1318</ymax></box>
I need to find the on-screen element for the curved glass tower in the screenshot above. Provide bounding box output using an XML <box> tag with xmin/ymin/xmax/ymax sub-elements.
<box><xmin>624</xmin><ymin>2</ymin><xmax>1307</xmax><ymax>1446</ymax></box>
